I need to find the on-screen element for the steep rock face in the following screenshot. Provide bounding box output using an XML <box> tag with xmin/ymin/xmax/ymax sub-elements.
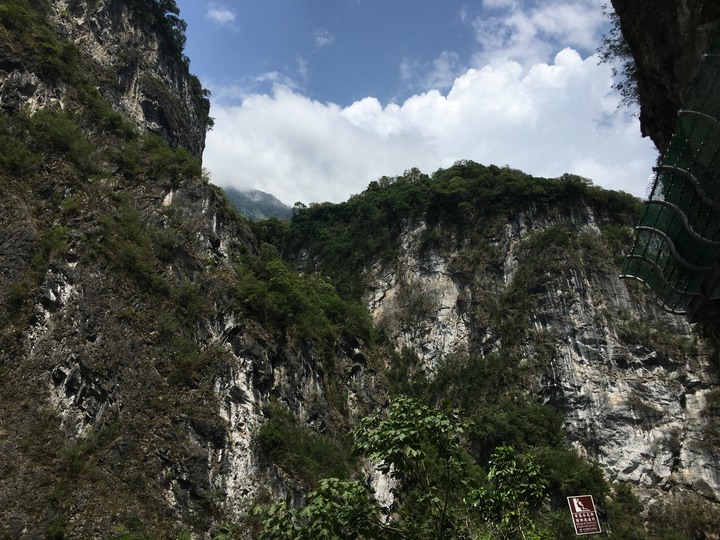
<box><xmin>364</xmin><ymin>203</ymin><xmax>719</xmax><ymax>502</ymax></box>
<box><xmin>0</xmin><ymin>3</ymin><xmax>382</xmax><ymax>535</ymax></box>
<box><xmin>0</xmin><ymin>162</ymin><xmax>382</xmax><ymax>535</ymax></box>
<box><xmin>0</xmin><ymin>0</ymin><xmax>210</xmax><ymax>157</ymax></box>
<box><xmin>366</xmin><ymin>221</ymin><xmax>471</xmax><ymax>369</ymax></box>
<box><xmin>610</xmin><ymin>0</ymin><xmax>720</xmax><ymax>152</ymax></box>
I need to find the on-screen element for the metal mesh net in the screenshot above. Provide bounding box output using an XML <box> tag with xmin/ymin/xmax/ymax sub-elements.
<box><xmin>621</xmin><ymin>33</ymin><xmax>720</xmax><ymax>319</ymax></box>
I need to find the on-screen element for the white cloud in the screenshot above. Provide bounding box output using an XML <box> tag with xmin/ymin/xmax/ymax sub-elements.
<box><xmin>206</xmin><ymin>6</ymin><xmax>236</xmax><ymax>25</ymax></box>
<box><xmin>203</xmin><ymin>48</ymin><xmax>657</xmax><ymax>205</ymax></box>
<box><xmin>482</xmin><ymin>0</ymin><xmax>520</xmax><ymax>9</ymax></box>
<box><xmin>296</xmin><ymin>55</ymin><xmax>308</xmax><ymax>81</ymax></box>
<box><xmin>313</xmin><ymin>29</ymin><xmax>335</xmax><ymax>48</ymax></box>
<box><xmin>209</xmin><ymin>71</ymin><xmax>302</xmax><ymax>105</ymax></box>
<box><xmin>470</xmin><ymin>0</ymin><xmax>606</xmax><ymax>67</ymax></box>
<box><xmin>401</xmin><ymin>52</ymin><xmax>462</xmax><ymax>93</ymax></box>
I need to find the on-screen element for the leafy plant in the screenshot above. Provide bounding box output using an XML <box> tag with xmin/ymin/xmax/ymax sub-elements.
<box><xmin>255</xmin><ymin>396</ymin><xmax>560</xmax><ymax>540</ymax></box>
<box><xmin>465</xmin><ymin>446</ymin><xmax>548</xmax><ymax>540</ymax></box>
<box><xmin>256</xmin><ymin>478</ymin><xmax>383</xmax><ymax>540</ymax></box>
<box><xmin>353</xmin><ymin>396</ymin><xmax>477</xmax><ymax>539</ymax></box>
<box><xmin>256</xmin><ymin>405</ymin><xmax>354</xmax><ymax>486</ymax></box>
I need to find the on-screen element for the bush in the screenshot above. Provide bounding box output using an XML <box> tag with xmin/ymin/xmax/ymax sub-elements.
<box><xmin>617</xmin><ymin>315</ymin><xmax>698</xmax><ymax>356</ymax></box>
<box><xmin>0</xmin><ymin>116</ymin><xmax>40</xmax><ymax>177</ymax></box>
<box><xmin>0</xmin><ymin>0</ymin><xmax>81</xmax><ymax>82</ymax></box>
<box><xmin>256</xmin><ymin>405</ymin><xmax>353</xmax><ymax>486</ymax></box>
<box><xmin>646</xmin><ymin>491</ymin><xmax>720</xmax><ymax>539</ymax></box>
<box><xmin>116</xmin><ymin>134</ymin><xmax>201</xmax><ymax>183</ymax></box>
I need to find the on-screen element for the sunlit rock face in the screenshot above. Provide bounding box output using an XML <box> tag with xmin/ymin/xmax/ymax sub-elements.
<box><xmin>1</xmin><ymin>0</ymin><xmax>210</xmax><ymax>157</ymax></box>
<box><xmin>366</xmin><ymin>221</ymin><xmax>472</xmax><ymax>370</ymax></box>
<box><xmin>365</xmin><ymin>204</ymin><xmax>719</xmax><ymax>502</ymax></box>
<box><xmin>537</xmin><ymin>263</ymin><xmax>716</xmax><ymax>502</ymax></box>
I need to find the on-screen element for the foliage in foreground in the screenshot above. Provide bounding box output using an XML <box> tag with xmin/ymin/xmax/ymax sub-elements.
<box><xmin>254</xmin><ymin>396</ymin><xmax>551</xmax><ymax>540</ymax></box>
<box><xmin>252</xmin><ymin>392</ymin><xmax>720</xmax><ymax>539</ymax></box>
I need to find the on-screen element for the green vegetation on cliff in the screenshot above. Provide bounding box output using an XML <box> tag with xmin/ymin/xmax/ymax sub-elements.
<box><xmin>2</xmin><ymin>1</ymin><xmax>719</xmax><ymax>539</ymax></box>
<box><xmin>259</xmin><ymin>163</ymin><xmax>640</xmax><ymax>299</ymax></box>
<box><xmin>0</xmin><ymin>2</ymin><xmax>376</xmax><ymax>537</ymax></box>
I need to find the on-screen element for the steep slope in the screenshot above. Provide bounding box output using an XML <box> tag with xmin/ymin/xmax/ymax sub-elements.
<box><xmin>0</xmin><ymin>1</ymin><xmax>382</xmax><ymax>537</ymax></box>
<box><xmin>276</xmin><ymin>164</ymin><xmax>720</xmax><ymax>514</ymax></box>
<box><xmin>53</xmin><ymin>0</ymin><xmax>212</xmax><ymax>157</ymax></box>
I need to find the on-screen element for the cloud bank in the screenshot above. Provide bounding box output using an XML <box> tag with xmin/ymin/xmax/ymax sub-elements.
<box><xmin>204</xmin><ymin>47</ymin><xmax>657</xmax><ymax>205</ymax></box>
<box><xmin>473</xmin><ymin>0</ymin><xmax>607</xmax><ymax>66</ymax></box>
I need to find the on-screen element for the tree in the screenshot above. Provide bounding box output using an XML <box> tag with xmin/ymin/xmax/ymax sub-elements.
<box><xmin>353</xmin><ymin>396</ymin><xmax>475</xmax><ymax>540</ymax></box>
<box><xmin>464</xmin><ymin>446</ymin><xmax>548</xmax><ymax>540</ymax></box>
<box><xmin>597</xmin><ymin>4</ymin><xmax>639</xmax><ymax>108</ymax></box>
<box><xmin>256</xmin><ymin>478</ymin><xmax>385</xmax><ymax>540</ymax></box>
<box><xmin>254</xmin><ymin>396</ymin><xmax>550</xmax><ymax>540</ymax></box>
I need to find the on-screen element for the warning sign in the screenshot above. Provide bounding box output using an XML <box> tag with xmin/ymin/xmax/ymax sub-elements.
<box><xmin>567</xmin><ymin>495</ymin><xmax>602</xmax><ymax>535</ymax></box>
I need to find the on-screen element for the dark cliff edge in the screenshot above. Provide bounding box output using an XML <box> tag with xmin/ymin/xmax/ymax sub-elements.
<box><xmin>610</xmin><ymin>0</ymin><xmax>720</xmax><ymax>339</ymax></box>
<box><xmin>0</xmin><ymin>0</ymin><xmax>211</xmax><ymax>158</ymax></box>
<box><xmin>610</xmin><ymin>0</ymin><xmax>720</xmax><ymax>153</ymax></box>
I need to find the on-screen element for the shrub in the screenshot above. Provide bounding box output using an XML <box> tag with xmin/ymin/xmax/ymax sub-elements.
<box><xmin>256</xmin><ymin>405</ymin><xmax>353</xmax><ymax>486</ymax></box>
<box><xmin>0</xmin><ymin>0</ymin><xmax>80</xmax><ymax>82</ymax></box>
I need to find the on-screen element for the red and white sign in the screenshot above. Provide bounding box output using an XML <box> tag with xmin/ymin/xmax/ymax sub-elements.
<box><xmin>567</xmin><ymin>495</ymin><xmax>602</xmax><ymax>535</ymax></box>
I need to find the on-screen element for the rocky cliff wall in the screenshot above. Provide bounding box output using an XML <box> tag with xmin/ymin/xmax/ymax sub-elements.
<box><xmin>364</xmin><ymin>203</ymin><xmax>719</xmax><ymax>504</ymax></box>
<box><xmin>0</xmin><ymin>2</ymin><xmax>383</xmax><ymax>535</ymax></box>
<box><xmin>610</xmin><ymin>0</ymin><xmax>720</xmax><ymax>152</ymax></box>
<box><xmin>0</xmin><ymin>0</ymin><xmax>210</xmax><ymax>157</ymax></box>
<box><xmin>0</xmin><ymin>160</ymin><xmax>383</xmax><ymax>536</ymax></box>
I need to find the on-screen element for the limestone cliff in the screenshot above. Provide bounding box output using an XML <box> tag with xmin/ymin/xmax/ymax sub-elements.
<box><xmin>0</xmin><ymin>0</ymin><xmax>211</xmax><ymax>157</ymax></box>
<box><xmin>363</xmin><ymin>202</ymin><xmax>719</xmax><ymax>504</ymax></box>
<box><xmin>0</xmin><ymin>1</ymin><xmax>381</xmax><ymax>537</ymax></box>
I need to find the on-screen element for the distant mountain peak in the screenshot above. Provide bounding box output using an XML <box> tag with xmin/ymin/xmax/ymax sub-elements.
<box><xmin>222</xmin><ymin>186</ymin><xmax>292</xmax><ymax>221</ymax></box>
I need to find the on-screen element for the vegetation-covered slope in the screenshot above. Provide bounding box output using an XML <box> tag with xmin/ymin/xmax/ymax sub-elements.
<box><xmin>0</xmin><ymin>1</ymin><xmax>380</xmax><ymax>537</ymax></box>
<box><xmin>223</xmin><ymin>187</ymin><xmax>292</xmax><ymax>222</ymax></box>
<box><xmin>263</xmin><ymin>163</ymin><xmax>639</xmax><ymax>300</ymax></box>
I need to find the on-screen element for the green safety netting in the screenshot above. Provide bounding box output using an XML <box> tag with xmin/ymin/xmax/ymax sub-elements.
<box><xmin>621</xmin><ymin>31</ymin><xmax>720</xmax><ymax>321</ymax></box>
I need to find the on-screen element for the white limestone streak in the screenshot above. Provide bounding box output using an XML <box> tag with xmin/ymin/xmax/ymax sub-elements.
<box><xmin>364</xmin><ymin>206</ymin><xmax>719</xmax><ymax>502</ymax></box>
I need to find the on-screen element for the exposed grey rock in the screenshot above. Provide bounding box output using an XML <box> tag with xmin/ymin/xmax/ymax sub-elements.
<box><xmin>47</xmin><ymin>0</ymin><xmax>209</xmax><ymax>157</ymax></box>
<box><xmin>365</xmin><ymin>203</ymin><xmax>720</xmax><ymax>503</ymax></box>
<box><xmin>0</xmin><ymin>69</ymin><xmax>65</xmax><ymax>113</ymax></box>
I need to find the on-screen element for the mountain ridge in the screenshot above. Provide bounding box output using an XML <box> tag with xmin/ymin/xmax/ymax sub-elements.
<box><xmin>223</xmin><ymin>187</ymin><xmax>292</xmax><ymax>221</ymax></box>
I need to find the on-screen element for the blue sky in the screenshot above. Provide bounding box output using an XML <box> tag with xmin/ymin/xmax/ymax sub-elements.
<box><xmin>176</xmin><ymin>0</ymin><xmax>658</xmax><ymax>205</ymax></box>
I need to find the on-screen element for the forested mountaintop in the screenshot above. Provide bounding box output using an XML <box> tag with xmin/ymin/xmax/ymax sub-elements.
<box><xmin>223</xmin><ymin>188</ymin><xmax>292</xmax><ymax>222</ymax></box>
<box><xmin>0</xmin><ymin>1</ymin><xmax>719</xmax><ymax>538</ymax></box>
